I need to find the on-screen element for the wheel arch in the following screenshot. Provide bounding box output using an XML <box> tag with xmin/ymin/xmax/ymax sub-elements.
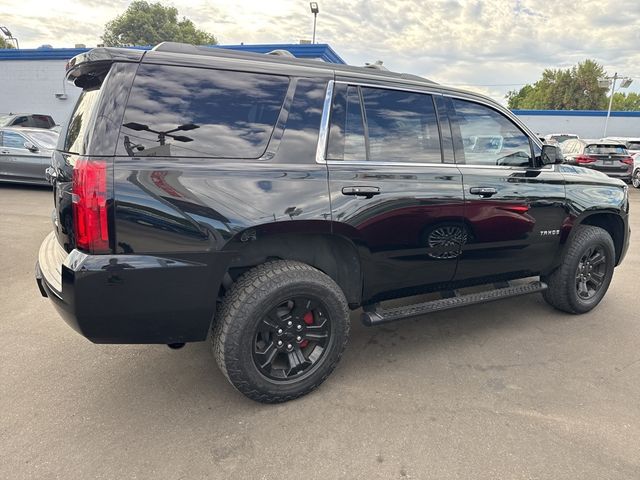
<box><xmin>223</xmin><ymin>224</ymin><xmax>363</xmax><ymax>307</ymax></box>
<box><xmin>575</xmin><ymin>211</ymin><xmax>626</xmax><ymax>265</ymax></box>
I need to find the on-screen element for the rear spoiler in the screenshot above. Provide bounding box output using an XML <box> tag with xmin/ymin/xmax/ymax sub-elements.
<box><xmin>66</xmin><ymin>47</ymin><xmax>145</xmax><ymax>87</ymax></box>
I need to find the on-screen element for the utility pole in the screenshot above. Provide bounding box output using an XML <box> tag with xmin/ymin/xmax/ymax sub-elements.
<box><xmin>599</xmin><ymin>72</ymin><xmax>633</xmax><ymax>137</ymax></box>
<box><xmin>310</xmin><ymin>2</ymin><xmax>319</xmax><ymax>44</ymax></box>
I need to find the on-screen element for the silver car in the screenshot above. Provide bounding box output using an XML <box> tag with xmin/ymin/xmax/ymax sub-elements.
<box><xmin>0</xmin><ymin>127</ymin><xmax>58</xmax><ymax>185</ymax></box>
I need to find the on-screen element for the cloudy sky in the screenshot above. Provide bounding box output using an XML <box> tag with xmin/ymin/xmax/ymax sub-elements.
<box><xmin>1</xmin><ymin>0</ymin><xmax>639</xmax><ymax>103</ymax></box>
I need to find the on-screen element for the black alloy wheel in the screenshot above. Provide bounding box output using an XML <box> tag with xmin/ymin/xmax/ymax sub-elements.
<box><xmin>253</xmin><ymin>297</ymin><xmax>331</xmax><ymax>381</ymax></box>
<box><xmin>575</xmin><ymin>245</ymin><xmax>607</xmax><ymax>300</ymax></box>
<box><xmin>212</xmin><ymin>260</ymin><xmax>350</xmax><ymax>403</ymax></box>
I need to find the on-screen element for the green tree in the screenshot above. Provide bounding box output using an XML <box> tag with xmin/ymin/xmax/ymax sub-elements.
<box><xmin>102</xmin><ymin>1</ymin><xmax>217</xmax><ymax>47</ymax></box>
<box><xmin>611</xmin><ymin>92</ymin><xmax>640</xmax><ymax>111</ymax></box>
<box><xmin>507</xmin><ymin>60</ymin><xmax>609</xmax><ymax>110</ymax></box>
<box><xmin>0</xmin><ymin>37</ymin><xmax>15</xmax><ymax>49</ymax></box>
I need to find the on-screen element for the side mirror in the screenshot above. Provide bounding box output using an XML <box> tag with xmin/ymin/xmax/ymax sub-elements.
<box><xmin>541</xmin><ymin>144</ymin><xmax>563</xmax><ymax>165</ymax></box>
<box><xmin>24</xmin><ymin>141</ymin><xmax>38</xmax><ymax>153</ymax></box>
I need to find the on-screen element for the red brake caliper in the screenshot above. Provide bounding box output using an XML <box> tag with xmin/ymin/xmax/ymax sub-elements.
<box><xmin>300</xmin><ymin>311</ymin><xmax>314</xmax><ymax>348</ymax></box>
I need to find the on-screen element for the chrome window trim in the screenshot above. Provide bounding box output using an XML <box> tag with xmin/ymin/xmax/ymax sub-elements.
<box><xmin>315</xmin><ymin>79</ymin><xmax>334</xmax><ymax>164</ymax></box>
<box><xmin>315</xmin><ymin>79</ymin><xmax>548</xmax><ymax>166</ymax></box>
<box><xmin>326</xmin><ymin>159</ymin><xmax>552</xmax><ymax>170</ymax></box>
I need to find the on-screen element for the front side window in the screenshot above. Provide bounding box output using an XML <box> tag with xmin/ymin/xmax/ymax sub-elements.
<box><xmin>327</xmin><ymin>84</ymin><xmax>442</xmax><ymax>163</ymax></box>
<box><xmin>118</xmin><ymin>65</ymin><xmax>289</xmax><ymax>158</ymax></box>
<box><xmin>2</xmin><ymin>131</ymin><xmax>27</xmax><ymax>149</ymax></box>
<box><xmin>451</xmin><ymin>99</ymin><xmax>532</xmax><ymax>167</ymax></box>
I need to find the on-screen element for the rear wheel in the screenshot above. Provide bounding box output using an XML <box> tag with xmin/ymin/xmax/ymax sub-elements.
<box><xmin>632</xmin><ymin>168</ymin><xmax>640</xmax><ymax>188</ymax></box>
<box><xmin>212</xmin><ymin>260</ymin><xmax>350</xmax><ymax>403</ymax></box>
<box><xmin>542</xmin><ymin>225</ymin><xmax>615</xmax><ymax>314</ymax></box>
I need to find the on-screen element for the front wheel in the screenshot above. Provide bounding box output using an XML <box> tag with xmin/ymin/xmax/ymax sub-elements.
<box><xmin>542</xmin><ymin>225</ymin><xmax>615</xmax><ymax>314</ymax></box>
<box><xmin>212</xmin><ymin>260</ymin><xmax>350</xmax><ymax>403</ymax></box>
<box><xmin>632</xmin><ymin>168</ymin><xmax>640</xmax><ymax>189</ymax></box>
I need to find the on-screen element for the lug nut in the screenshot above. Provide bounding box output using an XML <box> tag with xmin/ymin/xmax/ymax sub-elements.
<box><xmin>277</xmin><ymin>328</ymin><xmax>283</xmax><ymax>335</ymax></box>
<box><xmin>296</xmin><ymin>324</ymin><xmax>303</xmax><ymax>331</ymax></box>
<box><xmin>296</xmin><ymin>336</ymin><xmax>302</xmax><ymax>342</ymax></box>
<box><xmin>287</xmin><ymin>321</ymin><xmax>293</xmax><ymax>327</ymax></box>
<box><xmin>286</xmin><ymin>343</ymin><xmax>292</xmax><ymax>350</ymax></box>
<box><xmin>277</xmin><ymin>340</ymin><xmax>283</xmax><ymax>347</ymax></box>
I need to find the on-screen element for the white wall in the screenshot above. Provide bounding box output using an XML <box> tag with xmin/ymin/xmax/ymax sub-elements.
<box><xmin>515</xmin><ymin>113</ymin><xmax>640</xmax><ymax>139</ymax></box>
<box><xmin>0</xmin><ymin>60</ymin><xmax>80</xmax><ymax>126</ymax></box>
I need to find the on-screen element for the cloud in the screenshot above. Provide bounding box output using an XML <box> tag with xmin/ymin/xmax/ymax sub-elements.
<box><xmin>1</xmin><ymin>0</ymin><xmax>638</xmax><ymax>103</ymax></box>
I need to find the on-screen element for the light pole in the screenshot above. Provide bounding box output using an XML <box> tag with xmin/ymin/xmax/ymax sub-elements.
<box><xmin>0</xmin><ymin>26</ymin><xmax>19</xmax><ymax>49</ymax></box>
<box><xmin>310</xmin><ymin>2</ymin><xmax>319</xmax><ymax>44</ymax></box>
<box><xmin>599</xmin><ymin>72</ymin><xmax>633</xmax><ymax>137</ymax></box>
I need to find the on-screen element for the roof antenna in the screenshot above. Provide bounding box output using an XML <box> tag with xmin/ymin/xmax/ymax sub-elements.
<box><xmin>364</xmin><ymin>60</ymin><xmax>387</xmax><ymax>71</ymax></box>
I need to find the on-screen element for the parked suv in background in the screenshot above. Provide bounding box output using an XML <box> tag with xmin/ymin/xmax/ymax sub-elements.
<box><xmin>36</xmin><ymin>43</ymin><xmax>631</xmax><ymax>403</ymax></box>
<box><xmin>560</xmin><ymin>139</ymin><xmax>634</xmax><ymax>182</ymax></box>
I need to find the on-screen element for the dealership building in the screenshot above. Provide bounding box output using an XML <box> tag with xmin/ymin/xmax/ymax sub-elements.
<box><xmin>1</xmin><ymin>45</ymin><xmax>639</xmax><ymax>138</ymax></box>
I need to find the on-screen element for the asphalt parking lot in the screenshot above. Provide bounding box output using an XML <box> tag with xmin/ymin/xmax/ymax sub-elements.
<box><xmin>1</xmin><ymin>184</ymin><xmax>639</xmax><ymax>480</ymax></box>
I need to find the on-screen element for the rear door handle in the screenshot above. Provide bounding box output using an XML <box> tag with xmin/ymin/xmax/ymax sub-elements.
<box><xmin>469</xmin><ymin>187</ymin><xmax>497</xmax><ymax>197</ymax></box>
<box><xmin>342</xmin><ymin>186</ymin><xmax>381</xmax><ymax>198</ymax></box>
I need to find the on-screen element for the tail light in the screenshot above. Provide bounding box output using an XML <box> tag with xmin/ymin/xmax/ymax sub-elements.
<box><xmin>575</xmin><ymin>155</ymin><xmax>596</xmax><ymax>164</ymax></box>
<box><xmin>72</xmin><ymin>158</ymin><xmax>110</xmax><ymax>253</ymax></box>
<box><xmin>621</xmin><ymin>157</ymin><xmax>634</xmax><ymax>165</ymax></box>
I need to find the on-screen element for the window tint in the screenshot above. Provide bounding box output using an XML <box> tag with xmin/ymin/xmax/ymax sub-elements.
<box><xmin>276</xmin><ymin>78</ymin><xmax>327</xmax><ymax>163</ymax></box>
<box><xmin>362</xmin><ymin>87</ymin><xmax>441</xmax><ymax>163</ymax></box>
<box><xmin>327</xmin><ymin>85</ymin><xmax>442</xmax><ymax>163</ymax></box>
<box><xmin>452</xmin><ymin>99</ymin><xmax>531</xmax><ymax>167</ymax></box>
<box><xmin>118</xmin><ymin>65</ymin><xmax>289</xmax><ymax>158</ymax></box>
<box><xmin>2</xmin><ymin>131</ymin><xmax>27</xmax><ymax>149</ymax></box>
<box><xmin>64</xmin><ymin>88</ymin><xmax>101</xmax><ymax>154</ymax></box>
<box><xmin>326</xmin><ymin>85</ymin><xmax>366</xmax><ymax>160</ymax></box>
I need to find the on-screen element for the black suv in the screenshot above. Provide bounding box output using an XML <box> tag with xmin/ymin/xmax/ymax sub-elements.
<box><xmin>36</xmin><ymin>43</ymin><xmax>631</xmax><ymax>403</ymax></box>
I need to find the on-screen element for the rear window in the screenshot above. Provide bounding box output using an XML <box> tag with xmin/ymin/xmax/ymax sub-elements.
<box><xmin>585</xmin><ymin>144</ymin><xmax>628</xmax><ymax>155</ymax></box>
<box><xmin>627</xmin><ymin>141</ymin><xmax>640</xmax><ymax>150</ymax></box>
<box><xmin>117</xmin><ymin>65</ymin><xmax>290</xmax><ymax>158</ymax></box>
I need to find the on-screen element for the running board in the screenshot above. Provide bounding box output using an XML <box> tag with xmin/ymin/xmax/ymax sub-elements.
<box><xmin>361</xmin><ymin>281</ymin><xmax>547</xmax><ymax>326</ymax></box>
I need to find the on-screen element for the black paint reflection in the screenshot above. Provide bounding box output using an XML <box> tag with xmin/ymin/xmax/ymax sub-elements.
<box><xmin>117</xmin><ymin>65</ymin><xmax>289</xmax><ymax>158</ymax></box>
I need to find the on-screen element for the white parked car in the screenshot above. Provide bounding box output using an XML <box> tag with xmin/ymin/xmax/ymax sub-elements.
<box><xmin>633</xmin><ymin>152</ymin><xmax>640</xmax><ymax>188</ymax></box>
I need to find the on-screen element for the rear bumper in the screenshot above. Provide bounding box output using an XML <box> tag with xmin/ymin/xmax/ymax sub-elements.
<box><xmin>36</xmin><ymin>232</ymin><xmax>230</xmax><ymax>344</ymax></box>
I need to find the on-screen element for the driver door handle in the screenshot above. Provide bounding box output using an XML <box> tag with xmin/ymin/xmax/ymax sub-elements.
<box><xmin>470</xmin><ymin>187</ymin><xmax>497</xmax><ymax>197</ymax></box>
<box><xmin>342</xmin><ymin>186</ymin><xmax>381</xmax><ymax>198</ymax></box>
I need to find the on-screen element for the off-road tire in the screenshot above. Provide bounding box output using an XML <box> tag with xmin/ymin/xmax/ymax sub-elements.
<box><xmin>212</xmin><ymin>260</ymin><xmax>350</xmax><ymax>403</ymax></box>
<box><xmin>542</xmin><ymin>225</ymin><xmax>615</xmax><ymax>314</ymax></box>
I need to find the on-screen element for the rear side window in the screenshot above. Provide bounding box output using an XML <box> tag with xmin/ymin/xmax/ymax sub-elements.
<box><xmin>64</xmin><ymin>89</ymin><xmax>101</xmax><ymax>154</ymax></box>
<box><xmin>118</xmin><ymin>65</ymin><xmax>289</xmax><ymax>158</ymax></box>
<box><xmin>327</xmin><ymin>84</ymin><xmax>442</xmax><ymax>163</ymax></box>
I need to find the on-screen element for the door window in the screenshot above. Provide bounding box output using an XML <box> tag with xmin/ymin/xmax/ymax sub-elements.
<box><xmin>327</xmin><ymin>84</ymin><xmax>442</xmax><ymax>163</ymax></box>
<box><xmin>2</xmin><ymin>131</ymin><xmax>27</xmax><ymax>149</ymax></box>
<box><xmin>451</xmin><ymin>99</ymin><xmax>532</xmax><ymax>167</ymax></box>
